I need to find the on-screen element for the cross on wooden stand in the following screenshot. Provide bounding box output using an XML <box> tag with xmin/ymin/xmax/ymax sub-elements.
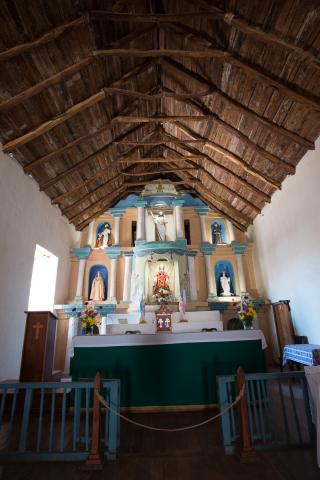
<box><xmin>32</xmin><ymin>321</ymin><xmax>44</xmax><ymax>340</ymax></box>
<box><xmin>155</xmin><ymin>305</ymin><xmax>172</xmax><ymax>332</ymax></box>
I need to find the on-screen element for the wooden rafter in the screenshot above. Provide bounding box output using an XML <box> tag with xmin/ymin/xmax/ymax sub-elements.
<box><xmin>94</xmin><ymin>45</ymin><xmax>320</xmax><ymax>111</ymax></box>
<box><xmin>169</xmin><ymin>122</ymin><xmax>281</xmax><ymax>190</ymax></box>
<box><xmin>165</xmin><ymin>134</ymin><xmax>271</xmax><ymax>203</ymax></box>
<box><xmin>163</xmin><ymin>86</ymin><xmax>295</xmax><ymax>174</ymax></box>
<box><xmin>52</xmin><ymin>146</ymin><xmax>141</xmax><ymax>204</ymax></box>
<box><xmin>41</xmin><ymin>124</ymin><xmax>146</xmax><ymax>191</ymax></box>
<box><xmin>161</xmin><ymin>57</ymin><xmax>314</xmax><ymax>150</ymax></box>
<box><xmin>4</xmin><ymin>59</ymin><xmax>154</xmax><ymax>153</ymax></box>
<box><xmin>164</xmin><ymin>146</ymin><xmax>261</xmax><ymax>214</ymax></box>
<box><xmin>183</xmin><ymin>0</ymin><xmax>320</xmax><ymax>70</ymax></box>
<box><xmin>0</xmin><ymin>57</ymin><xmax>93</xmax><ymax>113</ymax></box>
<box><xmin>0</xmin><ymin>17</ymin><xmax>85</xmax><ymax>62</ymax></box>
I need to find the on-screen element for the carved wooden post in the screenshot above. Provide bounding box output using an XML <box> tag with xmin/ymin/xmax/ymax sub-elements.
<box><xmin>236</xmin><ymin>367</ymin><xmax>257</xmax><ymax>462</ymax></box>
<box><xmin>84</xmin><ymin>372</ymin><xmax>103</xmax><ymax>469</ymax></box>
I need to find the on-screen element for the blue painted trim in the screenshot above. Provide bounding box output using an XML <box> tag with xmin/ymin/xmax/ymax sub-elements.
<box><xmin>172</xmin><ymin>199</ymin><xmax>184</xmax><ymax>206</ymax></box>
<box><xmin>133</xmin><ymin>239</ymin><xmax>187</xmax><ymax>256</ymax></box>
<box><xmin>123</xmin><ymin>251</ymin><xmax>134</xmax><ymax>256</ymax></box>
<box><xmin>72</xmin><ymin>246</ymin><xmax>91</xmax><ymax>260</ymax></box>
<box><xmin>200</xmin><ymin>242</ymin><xmax>216</xmax><ymax>255</ymax></box>
<box><xmin>134</xmin><ymin>199</ymin><xmax>148</xmax><ymax>208</ymax></box>
<box><xmin>231</xmin><ymin>241</ymin><xmax>247</xmax><ymax>255</ymax></box>
<box><xmin>104</xmin><ymin>247</ymin><xmax>122</xmax><ymax>259</ymax></box>
<box><xmin>195</xmin><ymin>206</ymin><xmax>210</xmax><ymax>216</ymax></box>
<box><xmin>108</xmin><ymin>208</ymin><xmax>126</xmax><ymax>217</ymax></box>
<box><xmin>62</xmin><ymin>303</ymin><xmax>116</xmax><ymax>316</ymax></box>
<box><xmin>186</xmin><ymin>250</ymin><xmax>197</xmax><ymax>257</ymax></box>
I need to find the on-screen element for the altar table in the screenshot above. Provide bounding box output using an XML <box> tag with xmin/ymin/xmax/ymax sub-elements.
<box><xmin>283</xmin><ymin>344</ymin><xmax>320</xmax><ymax>367</ymax></box>
<box><xmin>70</xmin><ymin>330</ymin><xmax>267</xmax><ymax>408</ymax></box>
<box><xmin>305</xmin><ymin>366</ymin><xmax>320</xmax><ymax>467</ymax></box>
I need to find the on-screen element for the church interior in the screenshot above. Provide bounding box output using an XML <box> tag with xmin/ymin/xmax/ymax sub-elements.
<box><xmin>0</xmin><ymin>0</ymin><xmax>320</xmax><ymax>478</ymax></box>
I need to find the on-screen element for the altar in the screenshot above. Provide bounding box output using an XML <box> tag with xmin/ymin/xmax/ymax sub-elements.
<box><xmin>70</xmin><ymin>330</ymin><xmax>267</xmax><ymax>408</ymax></box>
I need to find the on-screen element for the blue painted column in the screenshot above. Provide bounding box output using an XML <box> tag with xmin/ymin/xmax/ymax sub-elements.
<box><xmin>231</xmin><ymin>241</ymin><xmax>248</xmax><ymax>295</ymax></box>
<box><xmin>73</xmin><ymin>246</ymin><xmax>92</xmax><ymax>303</ymax></box>
<box><xmin>200</xmin><ymin>243</ymin><xmax>217</xmax><ymax>299</ymax></box>
<box><xmin>108</xmin><ymin>208</ymin><xmax>126</xmax><ymax>246</ymax></box>
<box><xmin>105</xmin><ymin>247</ymin><xmax>122</xmax><ymax>303</ymax></box>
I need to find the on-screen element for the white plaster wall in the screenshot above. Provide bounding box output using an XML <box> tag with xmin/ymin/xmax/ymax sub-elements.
<box><xmin>0</xmin><ymin>150</ymin><xmax>80</xmax><ymax>380</ymax></box>
<box><xmin>251</xmin><ymin>139</ymin><xmax>320</xmax><ymax>344</ymax></box>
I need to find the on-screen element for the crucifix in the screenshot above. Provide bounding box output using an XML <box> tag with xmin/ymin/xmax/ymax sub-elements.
<box><xmin>32</xmin><ymin>321</ymin><xmax>44</xmax><ymax>340</ymax></box>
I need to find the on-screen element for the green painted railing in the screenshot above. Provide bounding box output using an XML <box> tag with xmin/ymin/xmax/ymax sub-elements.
<box><xmin>0</xmin><ymin>378</ymin><xmax>120</xmax><ymax>462</ymax></box>
<box><xmin>217</xmin><ymin>371</ymin><xmax>315</xmax><ymax>454</ymax></box>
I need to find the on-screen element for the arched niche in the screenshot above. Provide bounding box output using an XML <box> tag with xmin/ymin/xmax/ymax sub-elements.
<box><xmin>88</xmin><ymin>265</ymin><xmax>108</xmax><ymax>301</ymax></box>
<box><xmin>211</xmin><ymin>220</ymin><xmax>227</xmax><ymax>244</ymax></box>
<box><xmin>215</xmin><ymin>260</ymin><xmax>236</xmax><ymax>296</ymax></box>
<box><xmin>94</xmin><ymin>221</ymin><xmax>112</xmax><ymax>248</ymax></box>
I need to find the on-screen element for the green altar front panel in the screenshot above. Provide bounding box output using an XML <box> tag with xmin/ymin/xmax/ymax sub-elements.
<box><xmin>71</xmin><ymin>340</ymin><xmax>265</xmax><ymax>407</ymax></box>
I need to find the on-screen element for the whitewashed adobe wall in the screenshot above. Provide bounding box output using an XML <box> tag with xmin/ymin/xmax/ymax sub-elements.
<box><xmin>251</xmin><ymin>139</ymin><xmax>320</xmax><ymax>344</ymax></box>
<box><xmin>0</xmin><ymin>149</ymin><xmax>80</xmax><ymax>380</ymax></box>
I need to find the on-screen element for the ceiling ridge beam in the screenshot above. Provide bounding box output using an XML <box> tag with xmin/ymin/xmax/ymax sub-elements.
<box><xmin>117</xmin><ymin>155</ymin><xmax>204</xmax><ymax>163</ymax></box>
<box><xmin>163</xmin><ymin>85</ymin><xmax>295</xmax><ymax>174</ymax></box>
<box><xmin>166</xmin><ymin>122</ymin><xmax>280</xmax><ymax>190</ymax></box>
<box><xmin>90</xmin><ymin>11</ymin><xmax>224</xmax><ymax>22</ymax></box>
<box><xmin>122</xmin><ymin>168</ymin><xmax>197</xmax><ymax>176</ymax></box>
<box><xmin>164</xmin><ymin>146</ymin><xmax>261</xmax><ymax>214</ymax></box>
<box><xmin>0</xmin><ymin>16</ymin><xmax>86</xmax><ymax>63</ymax></box>
<box><xmin>183</xmin><ymin>0</ymin><xmax>320</xmax><ymax>71</ymax></box>
<box><xmin>114</xmin><ymin>115</ymin><xmax>213</xmax><ymax>122</ymax></box>
<box><xmin>161</xmin><ymin>22</ymin><xmax>320</xmax><ymax>111</ymax></box>
<box><xmin>3</xmin><ymin>59</ymin><xmax>154</xmax><ymax>153</ymax></box>
<box><xmin>103</xmin><ymin>87</ymin><xmax>214</xmax><ymax>99</ymax></box>
<box><xmin>165</xmin><ymin>133</ymin><xmax>271</xmax><ymax>203</ymax></box>
<box><xmin>0</xmin><ymin>57</ymin><xmax>93</xmax><ymax>113</ymax></box>
<box><xmin>161</xmin><ymin>57</ymin><xmax>314</xmax><ymax>150</ymax></box>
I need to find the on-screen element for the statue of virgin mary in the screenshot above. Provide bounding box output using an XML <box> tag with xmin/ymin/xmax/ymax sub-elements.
<box><xmin>90</xmin><ymin>271</ymin><xmax>105</xmax><ymax>301</ymax></box>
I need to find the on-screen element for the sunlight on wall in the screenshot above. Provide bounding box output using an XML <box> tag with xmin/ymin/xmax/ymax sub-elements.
<box><xmin>28</xmin><ymin>245</ymin><xmax>58</xmax><ymax>312</ymax></box>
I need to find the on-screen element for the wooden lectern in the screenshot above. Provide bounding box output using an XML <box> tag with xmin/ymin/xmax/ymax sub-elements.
<box><xmin>20</xmin><ymin>311</ymin><xmax>57</xmax><ymax>382</ymax></box>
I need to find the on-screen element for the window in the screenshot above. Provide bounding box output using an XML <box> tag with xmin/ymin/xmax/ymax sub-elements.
<box><xmin>184</xmin><ymin>220</ymin><xmax>191</xmax><ymax>245</ymax></box>
<box><xmin>28</xmin><ymin>245</ymin><xmax>58</xmax><ymax>312</ymax></box>
<box><xmin>131</xmin><ymin>221</ymin><xmax>137</xmax><ymax>246</ymax></box>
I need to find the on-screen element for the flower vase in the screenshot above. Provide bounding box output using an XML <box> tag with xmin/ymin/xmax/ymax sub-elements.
<box><xmin>243</xmin><ymin>318</ymin><xmax>254</xmax><ymax>330</ymax></box>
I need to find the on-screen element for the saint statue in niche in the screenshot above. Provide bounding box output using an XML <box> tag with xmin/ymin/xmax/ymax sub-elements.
<box><xmin>219</xmin><ymin>270</ymin><xmax>232</xmax><ymax>296</ymax></box>
<box><xmin>90</xmin><ymin>271</ymin><xmax>105</xmax><ymax>301</ymax></box>
<box><xmin>95</xmin><ymin>223</ymin><xmax>112</xmax><ymax>249</ymax></box>
<box><xmin>153</xmin><ymin>263</ymin><xmax>171</xmax><ymax>301</ymax></box>
<box><xmin>150</xmin><ymin>211</ymin><xmax>167</xmax><ymax>241</ymax></box>
<box><xmin>212</xmin><ymin>222</ymin><xmax>223</xmax><ymax>244</ymax></box>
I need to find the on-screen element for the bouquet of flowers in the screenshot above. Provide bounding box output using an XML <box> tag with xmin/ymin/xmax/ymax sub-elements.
<box><xmin>154</xmin><ymin>287</ymin><xmax>171</xmax><ymax>304</ymax></box>
<box><xmin>71</xmin><ymin>303</ymin><xmax>100</xmax><ymax>335</ymax></box>
<box><xmin>237</xmin><ymin>294</ymin><xmax>257</xmax><ymax>329</ymax></box>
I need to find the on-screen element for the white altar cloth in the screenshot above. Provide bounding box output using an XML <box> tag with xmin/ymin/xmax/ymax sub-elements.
<box><xmin>71</xmin><ymin>329</ymin><xmax>267</xmax><ymax>355</ymax></box>
<box><xmin>305</xmin><ymin>366</ymin><xmax>320</xmax><ymax>467</ymax></box>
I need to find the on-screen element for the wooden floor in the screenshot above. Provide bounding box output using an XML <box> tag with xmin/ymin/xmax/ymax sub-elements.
<box><xmin>1</xmin><ymin>410</ymin><xmax>318</xmax><ymax>480</ymax></box>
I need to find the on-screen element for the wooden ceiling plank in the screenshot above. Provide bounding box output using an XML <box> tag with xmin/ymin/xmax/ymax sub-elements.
<box><xmin>5</xmin><ymin>59</ymin><xmax>154</xmax><ymax>154</ymax></box>
<box><xmin>163</xmin><ymin>86</ymin><xmax>295</xmax><ymax>173</ymax></box>
<box><xmin>172</xmin><ymin>122</ymin><xmax>281</xmax><ymax>190</ymax></box>
<box><xmin>162</xmin><ymin>22</ymin><xmax>320</xmax><ymax>111</ymax></box>
<box><xmin>40</xmin><ymin>124</ymin><xmax>145</xmax><ymax>191</ymax></box>
<box><xmin>165</xmin><ymin>133</ymin><xmax>271</xmax><ymax>203</ymax></box>
<box><xmin>183</xmin><ymin>0</ymin><xmax>320</xmax><ymax>70</ymax></box>
<box><xmin>52</xmin><ymin>146</ymin><xmax>140</xmax><ymax>203</ymax></box>
<box><xmin>161</xmin><ymin>57</ymin><xmax>314</xmax><ymax>150</ymax></box>
<box><xmin>164</xmin><ymin>146</ymin><xmax>261</xmax><ymax>214</ymax></box>
<box><xmin>0</xmin><ymin>16</ymin><xmax>85</xmax><ymax>62</ymax></box>
<box><xmin>0</xmin><ymin>57</ymin><xmax>93</xmax><ymax>113</ymax></box>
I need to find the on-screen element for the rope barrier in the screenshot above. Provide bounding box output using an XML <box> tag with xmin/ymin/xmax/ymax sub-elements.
<box><xmin>94</xmin><ymin>384</ymin><xmax>245</xmax><ymax>432</ymax></box>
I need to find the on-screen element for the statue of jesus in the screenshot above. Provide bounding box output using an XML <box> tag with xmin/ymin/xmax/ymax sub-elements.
<box><xmin>150</xmin><ymin>210</ymin><xmax>167</xmax><ymax>241</ymax></box>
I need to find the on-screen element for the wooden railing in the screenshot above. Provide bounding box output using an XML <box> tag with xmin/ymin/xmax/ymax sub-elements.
<box><xmin>0</xmin><ymin>376</ymin><xmax>120</xmax><ymax>463</ymax></box>
<box><xmin>217</xmin><ymin>369</ymin><xmax>315</xmax><ymax>455</ymax></box>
